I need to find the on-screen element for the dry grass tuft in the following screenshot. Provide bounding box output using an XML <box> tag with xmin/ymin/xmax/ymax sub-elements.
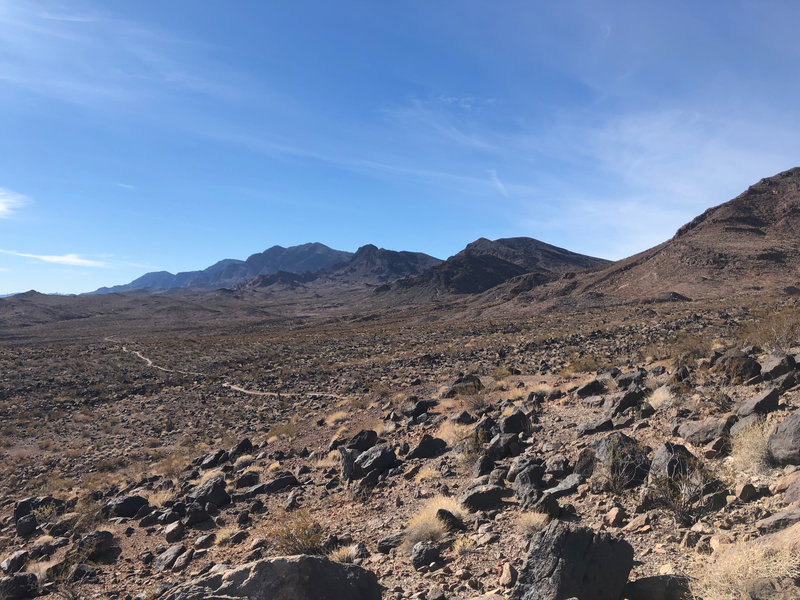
<box><xmin>233</xmin><ymin>455</ymin><xmax>254</xmax><ymax>470</ymax></box>
<box><xmin>517</xmin><ymin>511</ymin><xmax>551</xmax><ymax>535</ymax></box>
<box><xmin>313</xmin><ymin>450</ymin><xmax>340</xmax><ymax>469</ymax></box>
<box><xmin>414</xmin><ymin>467</ymin><xmax>439</xmax><ymax>482</ymax></box>
<box><xmin>452</xmin><ymin>535</ymin><xmax>476</xmax><ymax>555</ymax></box>
<box><xmin>403</xmin><ymin>495</ymin><xmax>466</xmax><ymax>551</ymax></box>
<box><xmin>325</xmin><ymin>411</ymin><xmax>349</xmax><ymax>427</ymax></box>
<box><xmin>729</xmin><ymin>418</ymin><xmax>774</xmax><ymax>477</ymax></box>
<box><xmin>327</xmin><ymin>543</ymin><xmax>360</xmax><ymax>563</ymax></box>
<box><xmin>215</xmin><ymin>525</ymin><xmax>241</xmax><ymax>546</ymax></box>
<box><xmin>437</xmin><ymin>421</ymin><xmax>472</xmax><ymax>446</ymax></box>
<box><xmin>146</xmin><ymin>489</ymin><xmax>174</xmax><ymax>508</ymax></box>
<box><xmin>648</xmin><ymin>386</ymin><xmax>674</xmax><ymax>411</ymax></box>
<box><xmin>266</xmin><ymin>509</ymin><xmax>325</xmax><ymax>555</ymax></box>
<box><xmin>690</xmin><ymin>540</ymin><xmax>800</xmax><ymax>600</ymax></box>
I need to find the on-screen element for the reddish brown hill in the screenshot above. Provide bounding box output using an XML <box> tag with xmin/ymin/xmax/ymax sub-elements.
<box><xmin>497</xmin><ymin>167</ymin><xmax>800</xmax><ymax>308</ymax></box>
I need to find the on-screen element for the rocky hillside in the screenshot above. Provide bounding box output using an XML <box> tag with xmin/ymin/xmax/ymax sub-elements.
<box><xmin>498</xmin><ymin>167</ymin><xmax>800</xmax><ymax>308</ymax></box>
<box><xmin>93</xmin><ymin>243</ymin><xmax>353</xmax><ymax>293</ymax></box>
<box><xmin>4</xmin><ymin>298</ymin><xmax>800</xmax><ymax>599</ymax></box>
<box><xmin>383</xmin><ymin>237</ymin><xmax>609</xmax><ymax>298</ymax></box>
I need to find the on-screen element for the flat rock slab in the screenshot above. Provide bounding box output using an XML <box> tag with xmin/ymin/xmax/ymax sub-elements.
<box><xmin>756</xmin><ymin>507</ymin><xmax>800</xmax><ymax>533</ymax></box>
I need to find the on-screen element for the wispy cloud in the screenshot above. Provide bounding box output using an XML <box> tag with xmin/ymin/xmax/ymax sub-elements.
<box><xmin>0</xmin><ymin>187</ymin><xmax>29</xmax><ymax>218</ymax></box>
<box><xmin>112</xmin><ymin>182</ymin><xmax>136</xmax><ymax>189</ymax></box>
<box><xmin>487</xmin><ymin>169</ymin><xmax>509</xmax><ymax>197</ymax></box>
<box><xmin>0</xmin><ymin>249</ymin><xmax>106</xmax><ymax>267</ymax></box>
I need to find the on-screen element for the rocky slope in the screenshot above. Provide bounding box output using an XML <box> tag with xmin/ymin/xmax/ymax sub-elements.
<box><xmin>496</xmin><ymin>167</ymin><xmax>800</xmax><ymax>308</ymax></box>
<box><xmin>382</xmin><ymin>237</ymin><xmax>609</xmax><ymax>299</ymax></box>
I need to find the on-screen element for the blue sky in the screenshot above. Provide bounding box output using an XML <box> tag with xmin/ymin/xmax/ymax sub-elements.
<box><xmin>2</xmin><ymin>1</ymin><xmax>800</xmax><ymax>294</ymax></box>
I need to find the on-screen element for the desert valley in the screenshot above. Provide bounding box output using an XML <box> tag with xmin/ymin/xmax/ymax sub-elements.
<box><xmin>2</xmin><ymin>168</ymin><xmax>800</xmax><ymax>600</ymax></box>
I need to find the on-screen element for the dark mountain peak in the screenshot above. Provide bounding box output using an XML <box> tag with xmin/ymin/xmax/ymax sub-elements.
<box><xmin>385</xmin><ymin>236</ymin><xmax>609</xmax><ymax>298</ymax></box>
<box><xmin>92</xmin><ymin>243</ymin><xmax>353</xmax><ymax>294</ymax></box>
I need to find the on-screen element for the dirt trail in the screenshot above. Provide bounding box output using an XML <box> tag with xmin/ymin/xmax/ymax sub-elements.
<box><xmin>109</xmin><ymin>338</ymin><xmax>349</xmax><ymax>401</ymax></box>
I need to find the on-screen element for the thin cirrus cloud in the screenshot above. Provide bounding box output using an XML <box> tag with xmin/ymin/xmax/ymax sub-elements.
<box><xmin>0</xmin><ymin>249</ymin><xmax>107</xmax><ymax>267</ymax></box>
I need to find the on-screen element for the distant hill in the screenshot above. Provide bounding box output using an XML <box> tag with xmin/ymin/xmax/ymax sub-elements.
<box><xmin>92</xmin><ymin>243</ymin><xmax>353</xmax><ymax>293</ymax></box>
<box><xmin>384</xmin><ymin>237</ymin><xmax>610</xmax><ymax>297</ymax></box>
<box><xmin>496</xmin><ymin>167</ymin><xmax>800</xmax><ymax>307</ymax></box>
<box><xmin>239</xmin><ymin>244</ymin><xmax>443</xmax><ymax>290</ymax></box>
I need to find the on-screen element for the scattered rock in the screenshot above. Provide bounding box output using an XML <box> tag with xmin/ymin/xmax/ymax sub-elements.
<box><xmin>411</xmin><ymin>542</ymin><xmax>441</xmax><ymax>570</ymax></box>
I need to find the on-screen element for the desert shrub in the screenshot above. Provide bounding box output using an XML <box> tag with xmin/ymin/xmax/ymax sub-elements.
<box><xmin>464</xmin><ymin>391</ymin><xmax>490</xmax><ymax>414</ymax></box>
<box><xmin>403</xmin><ymin>495</ymin><xmax>466</xmax><ymax>551</ymax></box>
<box><xmin>414</xmin><ymin>467</ymin><xmax>439</xmax><ymax>482</ymax></box>
<box><xmin>313</xmin><ymin>450</ymin><xmax>340</xmax><ymax>469</ymax></box>
<box><xmin>324</xmin><ymin>411</ymin><xmax>349</xmax><ymax>427</ymax></box>
<box><xmin>690</xmin><ymin>539</ymin><xmax>800</xmax><ymax>600</ymax></box>
<box><xmin>739</xmin><ymin>305</ymin><xmax>800</xmax><ymax>352</ymax></box>
<box><xmin>729</xmin><ymin>418</ymin><xmax>773</xmax><ymax>477</ymax></box>
<box><xmin>568</xmin><ymin>353</ymin><xmax>605</xmax><ymax>374</ymax></box>
<box><xmin>517</xmin><ymin>511</ymin><xmax>551</xmax><ymax>535</ymax></box>
<box><xmin>491</xmin><ymin>366</ymin><xmax>512</xmax><ymax>381</ymax></box>
<box><xmin>670</xmin><ymin>332</ymin><xmax>713</xmax><ymax>369</ymax></box>
<box><xmin>649</xmin><ymin>454</ymin><xmax>720</xmax><ymax>526</ymax></box>
<box><xmin>452</xmin><ymin>535</ymin><xmax>476</xmax><ymax>555</ymax></box>
<box><xmin>233</xmin><ymin>455</ymin><xmax>254</xmax><ymax>470</ymax></box>
<box><xmin>436</xmin><ymin>421</ymin><xmax>473</xmax><ymax>446</ymax></box>
<box><xmin>154</xmin><ymin>452</ymin><xmax>188</xmax><ymax>478</ymax></box>
<box><xmin>267</xmin><ymin>416</ymin><xmax>302</xmax><ymax>439</ymax></box>
<box><xmin>268</xmin><ymin>509</ymin><xmax>325</xmax><ymax>555</ymax></box>
<box><xmin>328</xmin><ymin>544</ymin><xmax>359</xmax><ymax>564</ymax></box>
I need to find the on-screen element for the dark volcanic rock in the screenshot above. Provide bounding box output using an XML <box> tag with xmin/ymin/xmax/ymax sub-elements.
<box><xmin>411</xmin><ymin>542</ymin><xmax>441</xmax><ymax>570</ymax></box>
<box><xmin>677</xmin><ymin>416</ymin><xmax>735</xmax><ymax>446</ymax></box>
<box><xmin>460</xmin><ymin>484</ymin><xmax>510</xmax><ymax>511</ymax></box>
<box><xmin>153</xmin><ymin>544</ymin><xmax>186</xmax><ymax>572</ymax></box>
<box><xmin>499</xmin><ymin>409</ymin><xmax>531</xmax><ymax>434</ymax></box>
<box><xmin>445</xmin><ymin>374</ymin><xmax>484</xmax><ymax>397</ymax></box>
<box><xmin>407</xmin><ymin>434</ymin><xmax>447</xmax><ymax>459</ymax></box>
<box><xmin>186</xmin><ymin>476</ymin><xmax>230</xmax><ymax>508</ymax></box>
<box><xmin>575</xmin><ymin>378</ymin><xmax>604</xmax><ymax>398</ymax></box>
<box><xmin>0</xmin><ymin>573</ymin><xmax>38</xmax><ymax>599</ymax></box>
<box><xmin>737</xmin><ymin>387</ymin><xmax>780</xmax><ymax>417</ymax></box>
<box><xmin>624</xmin><ymin>574</ymin><xmax>691</xmax><ymax>600</ymax></box>
<box><xmin>103</xmin><ymin>495</ymin><xmax>148</xmax><ymax>518</ymax></box>
<box><xmin>345</xmin><ymin>430</ymin><xmax>378</xmax><ymax>452</ymax></box>
<box><xmin>263</xmin><ymin>472</ymin><xmax>300</xmax><ymax>493</ymax></box>
<box><xmin>591</xmin><ymin>432</ymin><xmax>650</xmax><ymax>488</ymax></box>
<box><xmin>761</xmin><ymin>353</ymin><xmax>796</xmax><ymax>380</ymax></box>
<box><xmin>160</xmin><ymin>555</ymin><xmax>381</xmax><ymax>600</ymax></box>
<box><xmin>768</xmin><ymin>409</ymin><xmax>800</xmax><ymax>466</ymax></box>
<box><xmin>354</xmin><ymin>444</ymin><xmax>396</xmax><ymax>477</ymax></box>
<box><xmin>509</xmin><ymin>521</ymin><xmax>633</xmax><ymax>600</ymax></box>
<box><xmin>649</xmin><ymin>442</ymin><xmax>697</xmax><ymax>481</ymax></box>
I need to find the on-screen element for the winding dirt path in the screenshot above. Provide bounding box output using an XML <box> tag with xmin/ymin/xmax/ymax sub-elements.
<box><xmin>108</xmin><ymin>337</ymin><xmax>350</xmax><ymax>401</ymax></box>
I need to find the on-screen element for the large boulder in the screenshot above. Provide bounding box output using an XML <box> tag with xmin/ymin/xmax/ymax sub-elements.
<box><xmin>445</xmin><ymin>374</ymin><xmax>484</xmax><ymax>398</ymax></box>
<box><xmin>509</xmin><ymin>521</ymin><xmax>633</xmax><ymax>600</ymax></box>
<box><xmin>737</xmin><ymin>387</ymin><xmax>780</xmax><ymax>417</ymax></box>
<box><xmin>768</xmin><ymin>409</ymin><xmax>800</xmax><ymax>466</ymax></box>
<box><xmin>590</xmin><ymin>432</ymin><xmax>650</xmax><ymax>489</ymax></box>
<box><xmin>159</xmin><ymin>555</ymin><xmax>381</xmax><ymax>600</ymax></box>
<box><xmin>353</xmin><ymin>444</ymin><xmax>396</xmax><ymax>478</ymax></box>
<box><xmin>103</xmin><ymin>495</ymin><xmax>149</xmax><ymax>518</ymax></box>
<box><xmin>0</xmin><ymin>573</ymin><xmax>38</xmax><ymax>599</ymax></box>
<box><xmin>185</xmin><ymin>475</ymin><xmax>230</xmax><ymax>508</ymax></box>
<box><xmin>677</xmin><ymin>416</ymin><xmax>734</xmax><ymax>446</ymax></box>
<box><xmin>406</xmin><ymin>435</ymin><xmax>447</xmax><ymax>460</ymax></box>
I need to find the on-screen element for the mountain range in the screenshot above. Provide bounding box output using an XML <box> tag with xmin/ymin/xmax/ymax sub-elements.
<box><xmin>5</xmin><ymin>167</ymin><xmax>800</xmax><ymax>330</ymax></box>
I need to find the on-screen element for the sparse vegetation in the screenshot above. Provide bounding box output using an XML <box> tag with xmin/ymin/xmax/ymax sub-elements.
<box><xmin>690</xmin><ymin>539</ymin><xmax>800</xmax><ymax>600</ymax></box>
<box><xmin>403</xmin><ymin>495</ymin><xmax>467</xmax><ymax>551</ymax></box>
<box><xmin>266</xmin><ymin>509</ymin><xmax>325</xmax><ymax>555</ymax></box>
<box><xmin>517</xmin><ymin>511</ymin><xmax>551</xmax><ymax>535</ymax></box>
<box><xmin>729</xmin><ymin>418</ymin><xmax>774</xmax><ymax>477</ymax></box>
